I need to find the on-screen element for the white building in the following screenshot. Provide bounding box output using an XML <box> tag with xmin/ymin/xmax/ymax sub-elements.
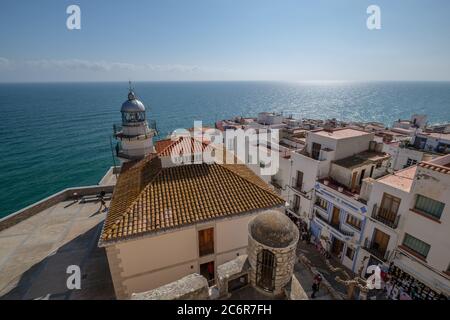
<box><xmin>356</xmin><ymin>155</ymin><xmax>450</xmax><ymax>299</ymax></box>
<box><xmin>100</xmin><ymin>135</ymin><xmax>284</xmax><ymax>299</ymax></box>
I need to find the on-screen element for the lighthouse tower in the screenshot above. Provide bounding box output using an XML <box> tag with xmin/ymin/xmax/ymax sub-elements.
<box><xmin>113</xmin><ymin>84</ymin><xmax>156</xmax><ymax>161</ymax></box>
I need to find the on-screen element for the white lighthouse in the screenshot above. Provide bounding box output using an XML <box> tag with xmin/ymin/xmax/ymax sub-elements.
<box><xmin>113</xmin><ymin>84</ymin><xmax>157</xmax><ymax>161</ymax></box>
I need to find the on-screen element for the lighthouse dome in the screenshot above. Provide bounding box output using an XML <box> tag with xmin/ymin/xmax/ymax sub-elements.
<box><xmin>121</xmin><ymin>91</ymin><xmax>146</xmax><ymax>113</ymax></box>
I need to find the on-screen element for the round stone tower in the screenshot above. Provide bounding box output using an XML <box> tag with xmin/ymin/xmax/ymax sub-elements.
<box><xmin>248</xmin><ymin>210</ymin><xmax>299</xmax><ymax>296</ymax></box>
<box><xmin>113</xmin><ymin>83</ymin><xmax>156</xmax><ymax>161</ymax></box>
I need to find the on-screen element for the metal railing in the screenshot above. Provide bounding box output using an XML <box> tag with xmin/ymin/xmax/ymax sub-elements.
<box><xmin>363</xmin><ymin>238</ymin><xmax>390</xmax><ymax>261</ymax></box>
<box><xmin>292</xmin><ymin>178</ymin><xmax>309</xmax><ymax>196</ymax></box>
<box><xmin>314</xmin><ymin>211</ymin><xmax>354</xmax><ymax>237</ymax></box>
<box><xmin>113</xmin><ymin>120</ymin><xmax>158</xmax><ymax>137</ymax></box>
<box><xmin>371</xmin><ymin>204</ymin><xmax>400</xmax><ymax>229</ymax></box>
<box><xmin>270</xmin><ymin>177</ymin><xmax>283</xmax><ymax>190</ymax></box>
<box><xmin>288</xmin><ymin>201</ymin><xmax>300</xmax><ymax>214</ymax></box>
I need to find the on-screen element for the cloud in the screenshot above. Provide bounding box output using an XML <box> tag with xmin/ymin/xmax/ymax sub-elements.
<box><xmin>21</xmin><ymin>59</ymin><xmax>223</xmax><ymax>74</ymax></box>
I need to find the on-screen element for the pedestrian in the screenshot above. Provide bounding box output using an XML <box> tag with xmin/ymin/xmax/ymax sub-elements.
<box><xmin>311</xmin><ymin>274</ymin><xmax>322</xmax><ymax>299</ymax></box>
<box><xmin>98</xmin><ymin>190</ymin><xmax>107</xmax><ymax>212</ymax></box>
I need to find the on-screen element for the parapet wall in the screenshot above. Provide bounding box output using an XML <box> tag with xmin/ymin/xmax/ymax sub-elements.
<box><xmin>0</xmin><ymin>184</ymin><xmax>114</xmax><ymax>232</ymax></box>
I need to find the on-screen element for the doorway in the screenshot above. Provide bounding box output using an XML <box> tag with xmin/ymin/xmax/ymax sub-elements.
<box><xmin>256</xmin><ymin>249</ymin><xmax>276</xmax><ymax>292</ymax></box>
<box><xmin>331</xmin><ymin>238</ymin><xmax>344</xmax><ymax>257</ymax></box>
<box><xmin>200</xmin><ymin>261</ymin><xmax>215</xmax><ymax>286</ymax></box>
<box><xmin>331</xmin><ymin>206</ymin><xmax>340</xmax><ymax>228</ymax></box>
<box><xmin>359</xmin><ymin>169</ymin><xmax>366</xmax><ymax>186</ymax></box>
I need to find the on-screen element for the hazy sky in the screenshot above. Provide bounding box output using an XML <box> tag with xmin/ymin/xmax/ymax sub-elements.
<box><xmin>1</xmin><ymin>0</ymin><xmax>449</xmax><ymax>82</ymax></box>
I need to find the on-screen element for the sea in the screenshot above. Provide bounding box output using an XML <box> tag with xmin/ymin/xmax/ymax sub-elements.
<box><xmin>1</xmin><ymin>81</ymin><xmax>450</xmax><ymax>218</ymax></box>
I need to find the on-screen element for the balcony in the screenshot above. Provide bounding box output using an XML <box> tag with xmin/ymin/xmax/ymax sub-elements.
<box><xmin>371</xmin><ymin>204</ymin><xmax>400</xmax><ymax>229</ymax></box>
<box><xmin>314</xmin><ymin>211</ymin><xmax>354</xmax><ymax>238</ymax></box>
<box><xmin>113</xmin><ymin>120</ymin><xmax>158</xmax><ymax>139</ymax></box>
<box><xmin>363</xmin><ymin>238</ymin><xmax>390</xmax><ymax>261</ymax></box>
<box><xmin>286</xmin><ymin>201</ymin><xmax>300</xmax><ymax>216</ymax></box>
<box><xmin>270</xmin><ymin>177</ymin><xmax>283</xmax><ymax>193</ymax></box>
<box><xmin>291</xmin><ymin>178</ymin><xmax>309</xmax><ymax>197</ymax></box>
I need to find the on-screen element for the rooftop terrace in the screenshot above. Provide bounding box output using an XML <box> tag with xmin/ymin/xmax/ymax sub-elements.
<box><xmin>377</xmin><ymin>166</ymin><xmax>417</xmax><ymax>192</ymax></box>
<box><xmin>0</xmin><ymin>200</ymin><xmax>115</xmax><ymax>300</ymax></box>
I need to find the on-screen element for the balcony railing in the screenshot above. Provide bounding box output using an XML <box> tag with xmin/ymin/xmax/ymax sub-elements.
<box><xmin>270</xmin><ymin>177</ymin><xmax>283</xmax><ymax>190</ymax></box>
<box><xmin>314</xmin><ymin>211</ymin><xmax>354</xmax><ymax>237</ymax></box>
<box><xmin>288</xmin><ymin>201</ymin><xmax>300</xmax><ymax>215</ymax></box>
<box><xmin>292</xmin><ymin>178</ymin><xmax>309</xmax><ymax>197</ymax></box>
<box><xmin>371</xmin><ymin>204</ymin><xmax>400</xmax><ymax>229</ymax></box>
<box><xmin>113</xmin><ymin>120</ymin><xmax>158</xmax><ymax>137</ymax></box>
<box><xmin>363</xmin><ymin>238</ymin><xmax>390</xmax><ymax>261</ymax></box>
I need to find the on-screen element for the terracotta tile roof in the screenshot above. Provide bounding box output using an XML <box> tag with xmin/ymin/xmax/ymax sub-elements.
<box><xmin>155</xmin><ymin>136</ymin><xmax>210</xmax><ymax>157</ymax></box>
<box><xmin>100</xmin><ymin>161</ymin><xmax>284</xmax><ymax>244</ymax></box>
<box><xmin>155</xmin><ymin>139</ymin><xmax>174</xmax><ymax>154</ymax></box>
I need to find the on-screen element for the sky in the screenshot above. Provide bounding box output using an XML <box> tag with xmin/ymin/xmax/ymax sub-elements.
<box><xmin>0</xmin><ymin>0</ymin><xmax>450</xmax><ymax>82</ymax></box>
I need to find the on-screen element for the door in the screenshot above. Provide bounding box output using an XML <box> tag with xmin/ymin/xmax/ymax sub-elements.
<box><xmin>312</xmin><ymin>143</ymin><xmax>321</xmax><ymax>160</ymax></box>
<box><xmin>200</xmin><ymin>261</ymin><xmax>215</xmax><ymax>286</ymax></box>
<box><xmin>293</xmin><ymin>194</ymin><xmax>300</xmax><ymax>213</ymax></box>
<box><xmin>350</xmin><ymin>171</ymin><xmax>358</xmax><ymax>191</ymax></box>
<box><xmin>331</xmin><ymin>238</ymin><xmax>344</xmax><ymax>256</ymax></box>
<box><xmin>372</xmin><ymin>229</ymin><xmax>390</xmax><ymax>255</ymax></box>
<box><xmin>331</xmin><ymin>206</ymin><xmax>340</xmax><ymax>228</ymax></box>
<box><xmin>359</xmin><ymin>169</ymin><xmax>366</xmax><ymax>185</ymax></box>
<box><xmin>256</xmin><ymin>250</ymin><xmax>276</xmax><ymax>292</ymax></box>
<box><xmin>295</xmin><ymin>171</ymin><xmax>304</xmax><ymax>191</ymax></box>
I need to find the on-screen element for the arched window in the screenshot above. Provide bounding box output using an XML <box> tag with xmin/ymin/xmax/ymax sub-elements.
<box><xmin>256</xmin><ymin>249</ymin><xmax>276</xmax><ymax>292</ymax></box>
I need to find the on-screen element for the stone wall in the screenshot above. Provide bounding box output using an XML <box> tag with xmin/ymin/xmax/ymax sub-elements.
<box><xmin>130</xmin><ymin>273</ymin><xmax>209</xmax><ymax>300</ymax></box>
<box><xmin>0</xmin><ymin>185</ymin><xmax>114</xmax><ymax>232</ymax></box>
<box><xmin>248</xmin><ymin>233</ymin><xmax>298</xmax><ymax>296</ymax></box>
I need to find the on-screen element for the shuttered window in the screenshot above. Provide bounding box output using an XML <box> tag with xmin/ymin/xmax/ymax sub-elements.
<box><xmin>198</xmin><ymin>228</ymin><xmax>214</xmax><ymax>257</ymax></box>
<box><xmin>346</xmin><ymin>214</ymin><xmax>362</xmax><ymax>230</ymax></box>
<box><xmin>414</xmin><ymin>195</ymin><xmax>445</xmax><ymax>220</ymax></box>
<box><xmin>402</xmin><ymin>233</ymin><xmax>430</xmax><ymax>258</ymax></box>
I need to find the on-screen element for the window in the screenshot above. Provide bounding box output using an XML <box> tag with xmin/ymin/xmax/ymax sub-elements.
<box><xmin>198</xmin><ymin>228</ymin><xmax>214</xmax><ymax>257</ymax></box>
<box><xmin>346</xmin><ymin>214</ymin><xmax>362</xmax><ymax>230</ymax></box>
<box><xmin>294</xmin><ymin>171</ymin><xmax>303</xmax><ymax>191</ymax></box>
<box><xmin>379</xmin><ymin>193</ymin><xmax>401</xmax><ymax>221</ymax></box>
<box><xmin>405</xmin><ymin>158</ymin><xmax>418</xmax><ymax>168</ymax></box>
<box><xmin>292</xmin><ymin>195</ymin><xmax>301</xmax><ymax>212</ymax></box>
<box><xmin>414</xmin><ymin>195</ymin><xmax>445</xmax><ymax>220</ymax></box>
<box><xmin>346</xmin><ymin>247</ymin><xmax>355</xmax><ymax>260</ymax></box>
<box><xmin>402</xmin><ymin>233</ymin><xmax>430</xmax><ymax>259</ymax></box>
<box><xmin>315</xmin><ymin>196</ymin><xmax>328</xmax><ymax>210</ymax></box>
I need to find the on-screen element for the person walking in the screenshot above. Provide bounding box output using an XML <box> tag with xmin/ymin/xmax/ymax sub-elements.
<box><xmin>98</xmin><ymin>190</ymin><xmax>108</xmax><ymax>212</ymax></box>
<box><xmin>311</xmin><ymin>274</ymin><xmax>323</xmax><ymax>299</ymax></box>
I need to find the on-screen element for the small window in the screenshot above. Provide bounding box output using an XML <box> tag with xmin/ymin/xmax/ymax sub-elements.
<box><xmin>346</xmin><ymin>214</ymin><xmax>362</xmax><ymax>230</ymax></box>
<box><xmin>405</xmin><ymin>158</ymin><xmax>418</xmax><ymax>168</ymax></box>
<box><xmin>402</xmin><ymin>233</ymin><xmax>430</xmax><ymax>259</ymax></box>
<box><xmin>198</xmin><ymin>228</ymin><xmax>214</xmax><ymax>257</ymax></box>
<box><xmin>346</xmin><ymin>247</ymin><xmax>355</xmax><ymax>260</ymax></box>
<box><xmin>414</xmin><ymin>194</ymin><xmax>445</xmax><ymax>220</ymax></box>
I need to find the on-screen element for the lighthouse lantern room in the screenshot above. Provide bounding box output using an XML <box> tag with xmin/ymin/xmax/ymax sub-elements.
<box><xmin>113</xmin><ymin>84</ymin><xmax>156</xmax><ymax>161</ymax></box>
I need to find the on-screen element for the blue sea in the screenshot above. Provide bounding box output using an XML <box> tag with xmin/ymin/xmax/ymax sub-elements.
<box><xmin>0</xmin><ymin>81</ymin><xmax>450</xmax><ymax>218</ymax></box>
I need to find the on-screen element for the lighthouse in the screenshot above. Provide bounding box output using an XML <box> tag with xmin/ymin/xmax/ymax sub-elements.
<box><xmin>113</xmin><ymin>84</ymin><xmax>156</xmax><ymax>161</ymax></box>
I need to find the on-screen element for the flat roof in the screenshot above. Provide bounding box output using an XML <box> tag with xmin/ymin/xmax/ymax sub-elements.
<box><xmin>377</xmin><ymin>166</ymin><xmax>417</xmax><ymax>192</ymax></box>
<box><xmin>312</xmin><ymin>128</ymin><xmax>371</xmax><ymax>140</ymax></box>
<box><xmin>333</xmin><ymin>151</ymin><xmax>390</xmax><ymax>169</ymax></box>
<box><xmin>0</xmin><ymin>200</ymin><xmax>115</xmax><ymax>299</ymax></box>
